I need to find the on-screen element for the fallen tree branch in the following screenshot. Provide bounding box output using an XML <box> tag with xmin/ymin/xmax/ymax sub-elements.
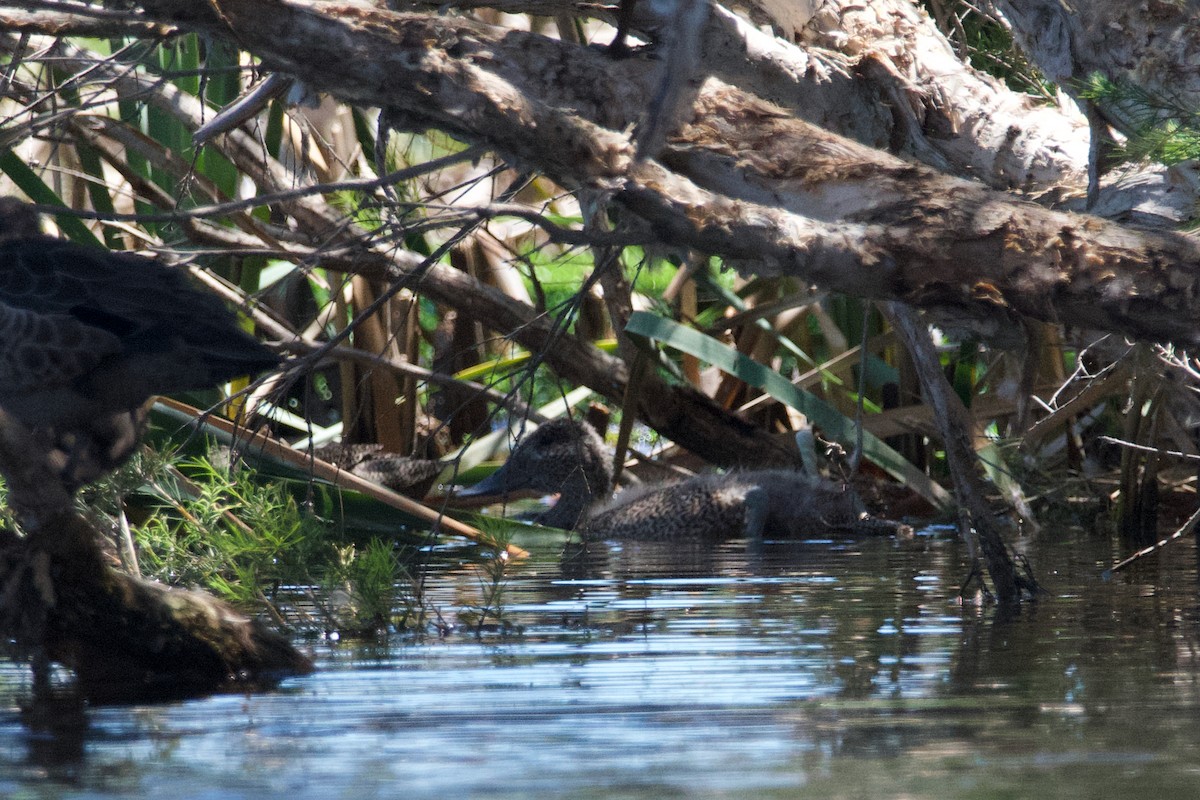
<box><xmin>12</xmin><ymin>34</ymin><xmax>798</xmax><ymax>469</ymax></box>
<box><xmin>154</xmin><ymin>397</ymin><xmax>530</xmax><ymax>558</ymax></box>
<box><xmin>71</xmin><ymin>1</ymin><xmax>1200</xmax><ymax>348</ymax></box>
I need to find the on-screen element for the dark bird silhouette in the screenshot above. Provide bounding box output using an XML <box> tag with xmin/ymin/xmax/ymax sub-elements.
<box><xmin>609</xmin><ymin>0</ymin><xmax>639</xmax><ymax>57</ymax></box>
<box><xmin>0</xmin><ymin>198</ymin><xmax>280</xmax><ymax>489</ymax></box>
<box><xmin>458</xmin><ymin>418</ymin><xmax>911</xmax><ymax>540</ymax></box>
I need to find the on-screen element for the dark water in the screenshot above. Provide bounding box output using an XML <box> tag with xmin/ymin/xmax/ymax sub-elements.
<box><xmin>4</xmin><ymin>526</ymin><xmax>1200</xmax><ymax>798</ymax></box>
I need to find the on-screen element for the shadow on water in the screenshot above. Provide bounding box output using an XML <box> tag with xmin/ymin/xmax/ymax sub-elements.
<box><xmin>5</xmin><ymin>526</ymin><xmax>1200</xmax><ymax>798</ymax></box>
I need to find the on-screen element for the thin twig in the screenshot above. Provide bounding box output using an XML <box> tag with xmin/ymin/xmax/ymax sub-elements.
<box><xmin>280</xmin><ymin>340</ymin><xmax>538</xmax><ymax>421</ymax></box>
<box><xmin>1098</xmin><ymin>435</ymin><xmax>1200</xmax><ymax>463</ymax></box>
<box><xmin>32</xmin><ymin>144</ymin><xmax>490</xmax><ymax>225</ymax></box>
<box><xmin>1107</xmin><ymin>504</ymin><xmax>1200</xmax><ymax>575</ymax></box>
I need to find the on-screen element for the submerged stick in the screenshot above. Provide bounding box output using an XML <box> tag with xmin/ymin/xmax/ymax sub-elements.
<box><xmin>1106</xmin><ymin>504</ymin><xmax>1200</xmax><ymax>576</ymax></box>
<box><xmin>882</xmin><ymin>302</ymin><xmax>1038</xmax><ymax>603</ymax></box>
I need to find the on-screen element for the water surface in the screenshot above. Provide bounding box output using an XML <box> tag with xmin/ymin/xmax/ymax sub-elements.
<box><xmin>4</xmin><ymin>527</ymin><xmax>1200</xmax><ymax>798</ymax></box>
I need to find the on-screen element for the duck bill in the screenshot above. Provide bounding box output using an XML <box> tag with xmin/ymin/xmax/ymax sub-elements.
<box><xmin>455</xmin><ymin>466</ymin><xmax>516</xmax><ymax>499</ymax></box>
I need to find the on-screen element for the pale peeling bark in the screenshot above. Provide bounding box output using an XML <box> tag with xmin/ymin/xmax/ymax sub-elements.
<box><xmin>23</xmin><ymin>0</ymin><xmax>1200</xmax><ymax>347</ymax></box>
<box><xmin>747</xmin><ymin>0</ymin><xmax>1195</xmax><ymax>225</ymax></box>
<box><xmin>988</xmin><ymin>1</ymin><xmax>1200</xmax><ymax>222</ymax></box>
<box><xmin>657</xmin><ymin>86</ymin><xmax>1200</xmax><ymax>346</ymax></box>
<box><xmin>387</xmin><ymin>0</ymin><xmax>1195</xmax><ymax>224</ymax></box>
<box><xmin>996</xmin><ymin>0</ymin><xmax>1200</xmax><ymax>120</ymax></box>
<box><xmin>761</xmin><ymin>0</ymin><xmax>1091</xmax><ymax>191</ymax></box>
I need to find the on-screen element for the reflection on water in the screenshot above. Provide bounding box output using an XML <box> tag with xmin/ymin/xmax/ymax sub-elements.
<box><xmin>5</xmin><ymin>527</ymin><xmax>1200</xmax><ymax>798</ymax></box>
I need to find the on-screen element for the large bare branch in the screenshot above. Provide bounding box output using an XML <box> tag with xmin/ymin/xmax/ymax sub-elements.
<box><xmin>654</xmin><ymin>86</ymin><xmax>1200</xmax><ymax>347</ymax></box>
<box><xmin>0</xmin><ymin>9</ymin><xmax>173</xmax><ymax>37</ymax></box>
<box><xmin>390</xmin><ymin>0</ymin><xmax>1195</xmax><ymax>224</ymax></box>
<box><xmin>88</xmin><ymin>0</ymin><xmax>1200</xmax><ymax>347</ymax></box>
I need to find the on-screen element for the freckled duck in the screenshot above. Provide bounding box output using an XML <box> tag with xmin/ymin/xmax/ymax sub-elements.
<box><xmin>458</xmin><ymin>418</ymin><xmax>910</xmax><ymax>540</ymax></box>
<box><xmin>313</xmin><ymin>442</ymin><xmax>442</xmax><ymax>498</ymax></box>
<box><xmin>0</xmin><ymin>198</ymin><xmax>280</xmax><ymax>489</ymax></box>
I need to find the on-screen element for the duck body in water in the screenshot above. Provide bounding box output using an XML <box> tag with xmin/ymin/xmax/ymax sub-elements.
<box><xmin>460</xmin><ymin>419</ymin><xmax>910</xmax><ymax>540</ymax></box>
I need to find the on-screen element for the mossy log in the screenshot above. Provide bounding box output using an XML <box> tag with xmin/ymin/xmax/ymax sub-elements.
<box><xmin>0</xmin><ymin>409</ymin><xmax>312</xmax><ymax>702</ymax></box>
<box><xmin>0</xmin><ymin>517</ymin><xmax>311</xmax><ymax>702</ymax></box>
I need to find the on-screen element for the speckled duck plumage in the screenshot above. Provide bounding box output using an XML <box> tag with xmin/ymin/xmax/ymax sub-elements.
<box><xmin>459</xmin><ymin>418</ymin><xmax>910</xmax><ymax>540</ymax></box>
<box><xmin>313</xmin><ymin>442</ymin><xmax>442</xmax><ymax>498</ymax></box>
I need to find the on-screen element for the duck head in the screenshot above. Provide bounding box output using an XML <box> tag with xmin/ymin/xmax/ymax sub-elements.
<box><xmin>458</xmin><ymin>418</ymin><xmax>613</xmax><ymax>530</ymax></box>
